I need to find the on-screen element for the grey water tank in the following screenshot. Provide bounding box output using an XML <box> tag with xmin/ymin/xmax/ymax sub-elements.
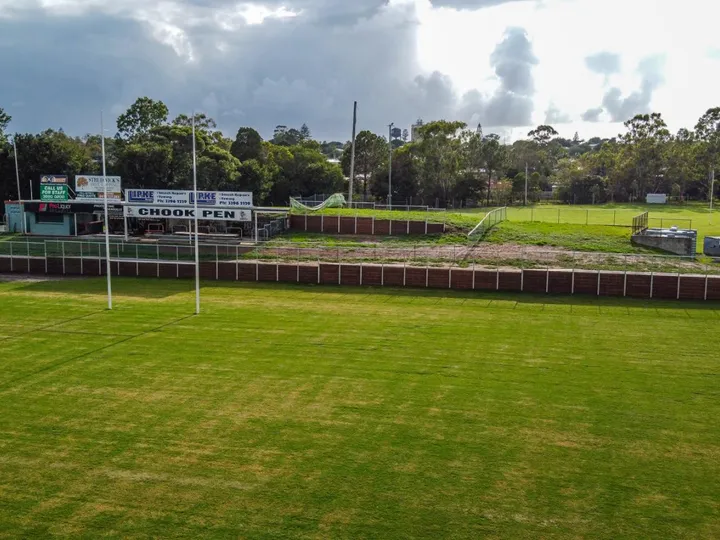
<box><xmin>704</xmin><ymin>236</ymin><xmax>720</xmax><ymax>256</ymax></box>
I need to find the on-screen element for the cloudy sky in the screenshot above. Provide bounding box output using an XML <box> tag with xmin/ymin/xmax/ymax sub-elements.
<box><xmin>0</xmin><ymin>0</ymin><xmax>718</xmax><ymax>142</ymax></box>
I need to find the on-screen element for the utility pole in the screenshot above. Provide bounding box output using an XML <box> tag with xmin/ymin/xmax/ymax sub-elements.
<box><xmin>711</xmin><ymin>167</ymin><xmax>716</xmax><ymax>224</ymax></box>
<box><xmin>348</xmin><ymin>101</ymin><xmax>357</xmax><ymax>206</ymax></box>
<box><xmin>388</xmin><ymin>123</ymin><xmax>393</xmax><ymax>209</ymax></box>
<box><xmin>524</xmin><ymin>162</ymin><xmax>529</xmax><ymax>206</ymax></box>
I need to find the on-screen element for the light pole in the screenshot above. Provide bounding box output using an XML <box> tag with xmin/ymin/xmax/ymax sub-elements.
<box><xmin>11</xmin><ymin>136</ymin><xmax>26</xmax><ymax>234</ymax></box>
<box><xmin>192</xmin><ymin>112</ymin><xmax>201</xmax><ymax>315</ymax></box>
<box><xmin>348</xmin><ymin>101</ymin><xmax>357</xmax><ymax>206</ymax></box>
<box><xmin>388</xmin><ymin>123</ymin><xmax>393</xmax><ymax>209</ymax></box>
<box><xmin>100</xmin><ymin>111</ymin><xmax>113</xmax><ymax>310</ymax></box>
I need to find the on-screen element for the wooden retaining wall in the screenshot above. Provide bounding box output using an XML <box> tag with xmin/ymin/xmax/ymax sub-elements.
<box><xmin>289</xmin><ymin>215</ymin><xmax>445</xmax><ymax>235</ymax></box>
<box><xmin>2</xmin><ymin>255</ymin><xmax>719</xmax><ymax>301</ymax></box>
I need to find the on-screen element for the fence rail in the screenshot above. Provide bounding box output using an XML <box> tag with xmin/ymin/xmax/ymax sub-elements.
<box><xmin>1</xmin><ymin>239</ymin><xmax>719</xmax><ymax>301</ymax></box>
<box><xmin>632</xmin><ymin>212</ymin><xmax>649</xmax><ymax>235</ymax></box>
<box><xmin>468</xmin><ymin>207</ymin><xmax>507</xmax><ymax>240</ymax></box>
<box><xmin>1</xmin><ymin>238</ymin><xmax>718</xmax><ymax>276</ymax></box>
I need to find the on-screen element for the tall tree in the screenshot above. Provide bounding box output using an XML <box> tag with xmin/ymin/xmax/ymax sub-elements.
<box><xmin>481</xmin><ymin>134</ymin><xmax>508</xmax><ymax>206</ymax></box>
<box><xmin>0</xmin><ymin>108</ymin><xmax>10</xmax><ymax>139</ymax></box>
<box><xmin>528</xmin><ymin>125</ymin><xmax>559</xmax><ymax>146</ymax></box>
<box><xmin>172</xmin><ymin>113</ymin><xmax>217</xmax><ymax>131</ymax></box>
<box><xmin>341</xmin><ymin>131</ymin><xmax>387</xmax><ymax>198</ymax></box>
<box><xmin>415</xmin><ymin>120</ymin><xmax>467</xmax><ymax>205</ymax></box>
<box><xmin>620</xmin><ymin>113</ymin><xmax>671</xmax><ymax>196</ymax></box>
<box><xmin>116</xmin><ymin>97</ymin><xmax>169</xmax><ymax>140</ymax></box>
<box><xmin>694</xmin><ymin>107</ymin><xmax>720</xmax><ymax>198</ymax></box>
<box><xmin>230</xmin><ymin>127</ymin><xmax>264</xmax><ymax>162</ymax></box>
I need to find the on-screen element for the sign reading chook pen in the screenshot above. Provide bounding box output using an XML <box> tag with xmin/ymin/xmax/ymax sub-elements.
<box><xmin>123</xmin><ymin>206</ymin><xmax>251</xmax><ymax>222</ymax></box>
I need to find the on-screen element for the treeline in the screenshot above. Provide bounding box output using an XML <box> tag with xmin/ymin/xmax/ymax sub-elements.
<box><xmin>0</xmin><ymin>97</ymin><xmax>344</xmax><ymax>209</ymax></box>
<box><xmin>1</xmin><ymin>97</ymin><xmax>719</xmax><ymax>211</ymax></box>
<box><xmin>340</xmin><ymin>111</ymin><xmax>720</xmax><ymax>206</ymax></box>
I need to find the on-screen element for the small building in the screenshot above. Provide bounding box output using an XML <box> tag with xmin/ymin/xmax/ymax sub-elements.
<box><xmin>3</xmin><ymin>201</ymin><xmax>120</xmax><ymax>236</ymax></box>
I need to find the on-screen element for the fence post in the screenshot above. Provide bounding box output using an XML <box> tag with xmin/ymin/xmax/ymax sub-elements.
<box><xmin>546</xmin><ymin>266</ymin><xmax>549</xmax><ymax>294</ymax></box>
<box><xmin>613</xmin><ymin>210</ymin><xmax>617</xmax><ymax>226</ymax></box>
<box><xmin>571</xmin><ymin>252</ymin><xmax>575</xmax><ymax>295</ymax></box>
<box><xmin>472</xmin><ymin>261</ymin><xmax>476</xmax><ymax>290</ymax></box>
<box><xmin>650</xmin><ymin>272</ymin><xmax>654</xmax><ymax>299</ymax></box>
<box><xmin>360</xmin><ymin>261</ymin><xmax>363</xmax><ymax>286</ymax></box>
<box><xmin>704</xmin><ymin>263</ymin><xmax>709</xmax><ymax>301</ymax></box>
<box><xmin>426</xmin><ymin>266</ymin><xmax>429</xmax><ymax>288</ymax></box>
<box><xmin>305</xmin><ymin>212</ymin><xmax>308</xmax><ymax>232</ymax></box>
<box><xmin>496</xmin><ymin>263</ymin><xmax>500</xmax><ymax>291</ymax></box>
<box><xmin>586</xmin><ymin>210</ymin><xmax>589</xmax><ymax>225</ymax></box>
<box><xmin>354</xmin><ymin>214</ymin><xmax>358</xmax><ymax>235</ymax></box>
<box><xmin>597</xmin><ymin>270</ymin><xmax>601</xmax><ymax>296</ymax></box>
<box><xmin>44</xmin><ymin>241</ymin><xmax>47</xmax><ymax>274</ymax></box>
<box><xmin>381</xmin><ymin>263</ymin><xmax>385</xmax><ymax>286</ymax></box>
<box><xmin>316</xmin><ymin>253</ymin><xmax>320</xmax><ymax>284</ymax></box>
<box><xmin>337</xmin><ymin>214</ymin><xmax>340</xmax><ymax>234</ymax></box>
<box><xmin>80</xmin><ymin>243</ymin><xmax>83</xmax><ymax>275</ymax></box>
<box><xmin>623</xmin><ymin>255</ymin><xmax>628</xmax><ymax>297</ymax></box>
<box><xmin>61</xmin><ymin>241</ymin><xmax>65</xmax><ymax>275</ymax></box>
<box><xmin>448</xmin><ymin>266</ymin><xmax>452</xmax><ymax>289</ymax></box>
<box><xmin>320</xmin><ymin>214</ymin><xmax>324</xmax><ymax>233</ymax></box>
<box><xmin>8</xmin><ymin>241</ymin><xmax>12</xmax><ymax>272</ymax></box>
<box><xmin>677</xmin><ymin>272</ymin><xmax>681</xmax><ymax>300</ymax></box>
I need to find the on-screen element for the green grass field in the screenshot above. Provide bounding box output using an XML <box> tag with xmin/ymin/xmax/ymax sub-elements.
<box><xmin>1</xmin><ymin>278</ymin><xmax>719</xmax><ymax>538</ymax></box>
<box><xmin>484</xmin><ymin>222</ymin><xmax>659</xmax><ymax>254</ymax></box>
<box><xmin>490</xmin><ymin>204</ymin><xmax>720</xmax><ymax>249</ymax></box>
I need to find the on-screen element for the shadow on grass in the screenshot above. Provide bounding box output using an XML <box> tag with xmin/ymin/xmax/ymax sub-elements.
<box><xmin>13</xmin><ymin>277</ymin><xmax>195</xmax><ymax>299</ymax></box>
<box><xmin>9</xmin><ymin>275</ymin><xmax>719</xmax><ymax>311</ymax></box>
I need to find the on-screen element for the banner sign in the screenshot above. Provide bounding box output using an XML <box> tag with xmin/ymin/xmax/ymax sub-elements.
<box><xmin>125</xmin><ymin>190</ymin><xmax>252</xmax><ymax>207</ymax></box>
<box><xmin>25</xmin><ymin>202</ymin><xmax>123</xmax><ymax>215</ymax></box>
<box><xmin>40</xmin><ymin>184</ymin><xmax>69</xmax><ymax>202</ymax></box>
<box><xmin>40</xmin><ymin>175</ymin><xmax>68</xmax><ymax>185</ymax></box>
<box><xmin>123</xmin><ymin>205</ymin><xmax>251</xmax><ymax>222</ymax></box>
<box><xmin>75</xmin><ymin>175</ymin><xmax>122</xmax><ymax>199</ymax></box>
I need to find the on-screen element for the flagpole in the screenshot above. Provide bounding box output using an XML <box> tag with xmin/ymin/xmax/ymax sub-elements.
<box><xmin>101</xmin><ymin>111</ymin><xmax>113</xmax><ymax>310</ymax></box>
<box><xmin>192</xmin><ymin>112</ymin><xmax>201</xmax><ymax>315</ymax></box>
<box><xmin>12</xmin><ymin>136</ymin><xmax>27</xmax><ymax>234</ymax></box>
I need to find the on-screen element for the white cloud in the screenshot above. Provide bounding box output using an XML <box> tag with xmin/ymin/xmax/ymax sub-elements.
<box><xmin>0</xmin><ymin>0</ymin><xmax>718</xmax><ymax>141</ymax></box>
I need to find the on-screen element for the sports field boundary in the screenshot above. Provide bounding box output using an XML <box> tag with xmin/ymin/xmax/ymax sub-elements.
<box><xmin>2</xmin><ymin>253</ymin><xmax>719</xmax><ymax>301</ymax></box>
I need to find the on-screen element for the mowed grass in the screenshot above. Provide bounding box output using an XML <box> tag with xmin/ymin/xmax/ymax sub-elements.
<box><xmin>0</xmin><ymin>278</ymin><xmax>719</xmax><ymax>539</ymax></box>
<box><xmin>501</xmin><ymin>204</ymin><xmax>720</xmax><ymax>251</ymax></box>
<box><xmin>484</xmin><ymin>222</ymin><xmax>659</xmax><ymax>254</ymax></box>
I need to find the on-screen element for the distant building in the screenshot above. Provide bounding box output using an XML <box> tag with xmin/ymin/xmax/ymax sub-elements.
<box><xmin>411</xmin><ymin>119</ymin><xmax>424</xmax><ymax>142</ymax></box>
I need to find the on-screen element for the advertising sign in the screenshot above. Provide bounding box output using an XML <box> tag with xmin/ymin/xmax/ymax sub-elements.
<box><xmin>123</xmin><ymin>205</ymin><xmax>251</xmax><ymax>222</ymax></box>
<box><xmin>75</xmin><ymin>175</ymin><xmax>122</xmax><ymax>199</ymax></box>
<box><xmin>40</xmin><ymin>184</ymin><xmax>69</xmax><ymax>202</ymax></box>
<box><xmin>25</xmin><ymin>202</ymin><xmax>123</xmax><ymax>215</ymax></box>
<box><xmin>40</xmin><ymin>175</ymin><xmax>68</xmax><ymax>185</ymax></box>
<box><xmin>125</xmin><ymin>190</ymin><xmax>252</xmax><ymax>207</ymax></box>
